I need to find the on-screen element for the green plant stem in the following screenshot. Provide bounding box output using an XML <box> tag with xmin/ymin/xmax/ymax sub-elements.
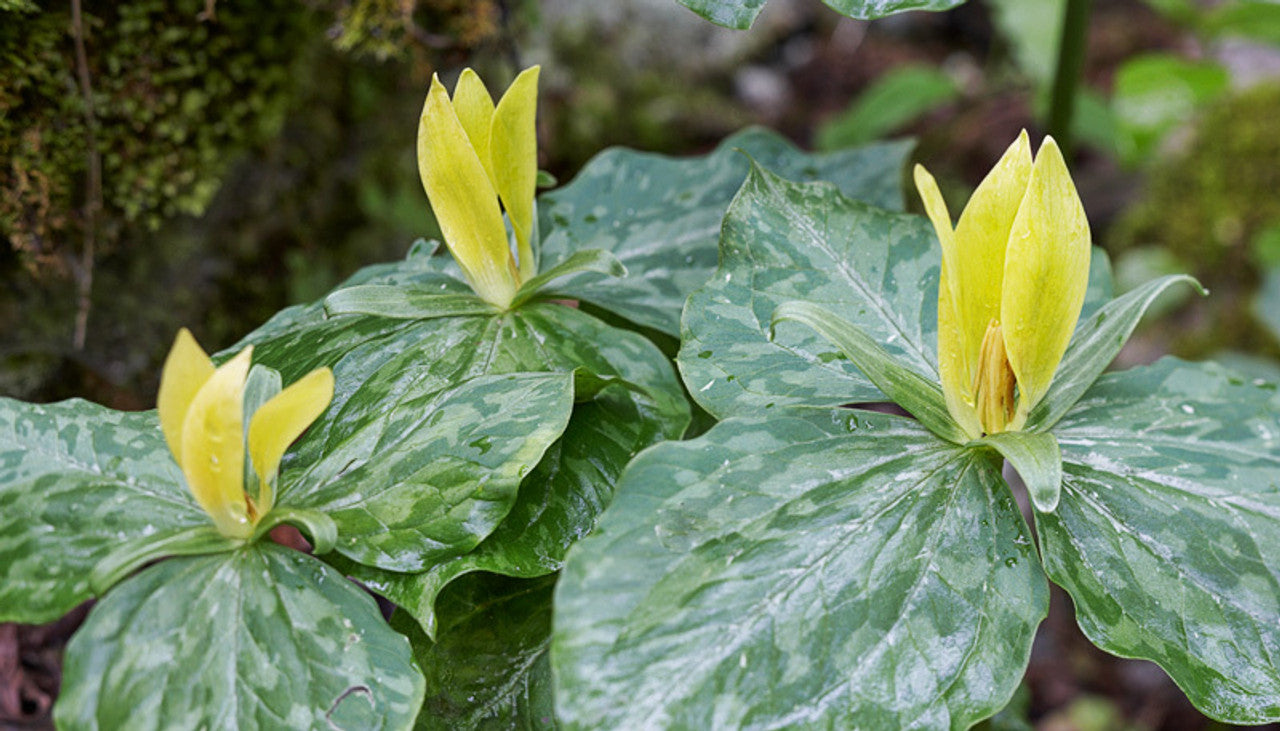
<box><xmin>1047</xmin><ymin>0</ymin><xmax>1093</xmax><ymax>157</ymax></box>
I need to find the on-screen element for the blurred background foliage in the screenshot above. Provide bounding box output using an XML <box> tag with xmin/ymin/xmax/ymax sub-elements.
<box><xmin>2</xmin><ymin>0</ymin><xmax>1279</xmax><ymax>406</ymax></box>
<box><xmin>3</xmin><ymin>1</ymin><xmax>1280</xmax><ymax>729</ymax></box>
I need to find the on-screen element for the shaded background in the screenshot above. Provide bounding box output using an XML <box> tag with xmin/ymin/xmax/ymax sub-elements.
<box><xmin>3</xmin><ymin>0</ymin><xmax>1280</xmax><ymax>728</ymax></box>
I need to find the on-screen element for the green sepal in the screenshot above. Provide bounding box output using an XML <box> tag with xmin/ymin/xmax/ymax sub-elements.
<box><xmin>771</xmin><ymin>300</ymin><xmax>967</xmax><ymax>443</ymax></box>
<box><xmin>1027</xmin><ymin>274</ymin><xmax>1204</xmax><ymax>431</ymax></box>
<box><xmin>250</xmin><ymin>506</ymin><xmax>338</xmax><ymax>554</ymax></box>
<box><xmin>510</xmin><ymin>249</ymin><xmax>627</xmax><ymax>309</ymax></box>
<box><xmin>89</xmin><ymin>524</ymin><xmax>240</xmax><ymax>596</ymax></box>
<box><xmin>323</xmin><ymin>286</ymin><xmax>497</xmax><ymax>320</ymax></box>
<box><xmin>978</xmin><ymin>430</ymin><xmax>1064</xmax><ymax>513</ymax></box>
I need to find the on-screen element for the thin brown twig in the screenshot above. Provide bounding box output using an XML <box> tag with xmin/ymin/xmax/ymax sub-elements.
<box><xmin>70</xmin><ymin>0</ymin><xmax>102</xmax><ymax>351</ymax></box>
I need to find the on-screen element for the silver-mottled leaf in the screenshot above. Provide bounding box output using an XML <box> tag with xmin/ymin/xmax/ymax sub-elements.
<box><xmin>56</xmin><ymin>544</ymin><xmax>424</xmax><ymax>730</ymax></box>
<box><xmin>1041</xmin><ymin>358</ymin><xmax>1280</xmax><ymax>723</ymax></box>
<box><xmin>0</xmin><ymin>398</ymin><xmax>205</xmax><ymax>623</ymax></box>
<box><xmin>553</xmin><ymin>410</ymin><xmax>1047</xmax><ymax>730</ymax></box>
<box><xmin>677</xmin><ymin>0</ymin><xmax>965</xmax><ymax>30</ymax></box>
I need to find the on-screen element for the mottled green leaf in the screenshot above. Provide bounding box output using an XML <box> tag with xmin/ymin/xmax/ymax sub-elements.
<box><xmin>56</xmin><ymin>544</ymin><xmax>424</xmax><ymax>730</ymax></box>
<box><xmin>537</xmin><ymin>127</ymin><xmax>911</xmax><ymax>336</ymax></box>
<box><xmin>553</xmin><ymin>410</ymin><xmax>1047</xmax><ymax>730</ymax></box>
<box><xmin>679</xmin><ymin>165</ymin><xmax>943</xmax><ymax>419</ymax></box>
<box><xmin>279</xmin><ymin>373</ymin><xmax>572</xmax><ymax>572</ymax></box>
<box><xmin>393</xmin><ymin>573</ymin><xmax>558</xmax><ymax>731</ymax></box>
<box><xmin>338</xmin><ymin>384</ymin><xmax>671</xmax><ymax>637</ymax></box>
<box><xmin>0</xmin><ymin>398</ymin><xmax>206</xmax><ymax>623</ymax></box>
<box><xmin>1027</xmin><ymin>274</ymin><xmax>1203</xmax><ymax>432</ymax></box>
<box><xmin>677</xmin><ymin>0</ymin><xmax>965</xmax><ymax>30</ymax></box>
<box><xmin>979</xmin><ymin>431</ymin><xmax>1063</xmax><ymax>513</ymax></box>
<box><xmin>1040</xmin><ymin>358</ymin><xmax>1280</xmax><ymax>723</ymax></box>
<box><xmin>510</xmin><ymin>249</ymin><xmax>626</xmax><ymax>308</ymax></box>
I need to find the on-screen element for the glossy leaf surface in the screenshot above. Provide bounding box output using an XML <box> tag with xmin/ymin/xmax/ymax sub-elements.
<box><xmin>394</xmin><ymin>573</ymin><xmax>557</xmax><ymax>730</ymax></box>
<box><xmin>283</xmin><ymin>373</ymin><xmax>574</xmax><ymax>572</ymax></box>
<box><xmin>0</xmin><ymin>398</ymin><xmax>205</xmax><ymax>623</ymax></box>
<box><xmin>340</xmin><ymin>385</ymin><xmax>670</xmax><ymax>637</ymax></box>
<box><xmin>57</xmin><ymin>544</ymin><xmax>424</xmax><ymax>730</ymax></box>
<box><xmin>537</xmin><ymin>128</ymin><xmax>911</xmax><ymax>335</ymax></box>
<box><xmin>1041</xmin><ymin>358</ymin><xmax>1280</xmax><ymax>723</ymax></box>
<box><xmin>553</xmin><ymin>410</ymin><xmax>1047</xmax><ymax>730</ymax></box>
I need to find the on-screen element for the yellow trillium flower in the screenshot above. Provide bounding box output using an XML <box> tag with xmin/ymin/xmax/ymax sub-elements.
<box><xmin>417</xmin><ymin>66</ymin><xmax>541</xmax><ymax>309</ymax></box>
<box><xmin>913</xmin><ymin>131</ymin><xmax>1092</xmax><ymax>440</ymax></box>
<box><xmin>157</xmin><ymin>329</ymin><xmax>334</xmax><ymax>539</ymax></box>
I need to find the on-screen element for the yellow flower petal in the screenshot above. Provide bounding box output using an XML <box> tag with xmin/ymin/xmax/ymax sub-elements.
<box><xmin>180</xmin><ymin>347</ymin><xmax>253</xmax><ymax>538</ymax></box>
<box><xmin>247</xmin><ymin>367</ymin><xmax>334</xmax><ymax>514</ymax></box>
<box><xmin>452</xmin><ymin>68</ymin><xmax>497</xmax><ymax>187</ymax></box>
<box><xmin>489</xmin><ymin>65</ymin><xmax>540</xmax><ymax>280</ymax></box>
<box><xmin>1001</xmin><ymin>136</ymin><xmax>1092</xmax><ymax>418</ymax></box>
<box><xmin>418</xmin><ymin>74</ymin><xmax>519</xmax><ymax>307</ymax></box>
<box><xmin>157</xmin><ymin>328</ymin><xmax>215</xmax><ymax>466</ymax></box>
<box><xmin>951</xmin><ymin>131</ymin><xmax>1033</xmax><ymax>379</ymax></box>
<box><xmin>914</xmin><ymin>165</ymin><xmax>981</xmax><ymax>438</ymax></box>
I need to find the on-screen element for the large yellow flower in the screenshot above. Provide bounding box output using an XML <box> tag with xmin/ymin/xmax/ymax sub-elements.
<box><xmin>914</xmin><ymin>131</ymin><xmax>1092</xmax><ymax>440</ymax></box>
<box><xmin>157</xmin><ymin>329</ymin><xmax>333</xmax><ymax>539</ymax></box>
<box><xmin>417</xmin><ymin>66</ymin><xmax>541</xmax><ymax>309</ymax></box>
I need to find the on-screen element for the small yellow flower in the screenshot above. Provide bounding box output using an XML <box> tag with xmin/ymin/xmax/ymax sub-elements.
<box><xmin>417</xmin><ymin>66</ymin><xmax>541</xmax><ymax>308</ymax></box>
<box><xmin>156</xmin><ymin>329</ymin><xmax>334</xmax><ymax>539</ymax></box>
<box><xmin>914</xmin><ymin>131</ymin><xmax>1092</xmax><ymax>439</ymax></box>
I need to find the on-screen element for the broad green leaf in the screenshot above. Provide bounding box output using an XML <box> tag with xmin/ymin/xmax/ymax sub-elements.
<box><xmin>771</xmin><ymin>300</ymin><xmax>966</xmax><ymax>443</ymax></box>
<box><xmin>1027</xmin><ymin>274</ymin><xmax>1203</xmax><ymax>432</ymax></box>
<box><xmin>1040</xmin><ymin>358</ymin><xmax>1280</xmax><ymax>724</ymax></box>
<box><xmin>1257</xmin><ymin>268</ymin><xmax>1280</xmax><ymax>342</ymax></box>
<box><xmin>537</xmin><ymin>127</ymin><xmax>912</xmax><ymax>336</ymax></box>
<box><xmin>392</xmin><ymin>573</ymin><xmax>558</xmax><ymax>730</ymax></box>
<box><xmin>553</xmin><ymin>410</ymin><xmax>1047</xmax><ymax>730</ymax></box>
<box><xmin>336</xmin><ymin>385</ymin><xmax>670</xmax><ymax>637</ymax></box>
<box><xmin>0</xmin><ymin>398</ymin><xmax>206</xmax><ymax>623</ymax></box>
<box><xmin>816</xmin><ymin>66</ymin><xmax>959</xmax><ymax>150</ymax></box>
<box><xmin>679</xmin><ymin>165</ymin><xmax>944</xmax><ymax>419</ymax></box>
<box><xmin>676</xmin><ymin>0</ymin><xmax>965</xmax><ymax>30</ymax></box>
<box><xmin>56</xmin><ymin>544</ymin><xmax>424</xmax><ymax>730</ymax></box>
<box><xmin>979</xmin><ymin>431</ymin><xmax>1063</xmax><ymax>513</ymax></box>
<box><xmin>280</xmin><ymin>373</ymin><xmax>573</xmax><ymax>572</ymax></box>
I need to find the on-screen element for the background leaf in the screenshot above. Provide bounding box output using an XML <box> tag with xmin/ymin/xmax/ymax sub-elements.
<box><xmin>392</xmin><ymin>573</ymin><xmax>558</xmax><ymax>731</ymax></box>
<box><xmin>0</xmin><ymin>397</ymin><xmax>205</xmax><ymax>623</ymax></box>
<box><xmin>282</xmin><ymin>372</ymin><xmax>575</xmax><ymax>572</ymax></box>
<box><xmin>815</xmin><ymin>66</ymin><xmax>959</xmax><ymax>150</ymax></box>
<box><xmin>552</xmin><ymin>410</ymin><xmax>1047</xmax><ymax>730</ymax></box>
<box><xmin>1256</xmin><ymin>267</ymin><xmax>1280</xmax><ymax>342</ymax></box>
<box><xmin>56</xmin><ymin>544</ymin><xmax>424</xmax><ymax>730</ymax></box>
<box><xmin>537</xmin><ymin>127</ymin><xmax>912</xmax><ymax>336</ymax></box>
<box><xmin>1039</xmin><ymin>358</ymin><xmax>1280</xmax><ymax>723</ymax></box>
<box><xmin>676</xmin><ymin>0</ymin><xmax>965</xmax><ymax>30</ymax></box>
